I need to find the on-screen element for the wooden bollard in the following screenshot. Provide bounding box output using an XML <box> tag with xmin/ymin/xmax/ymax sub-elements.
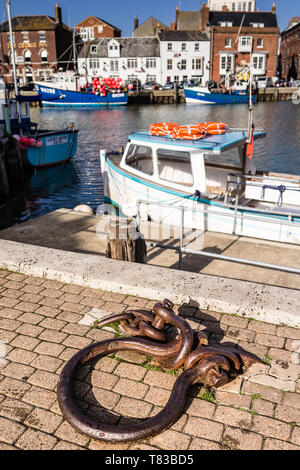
<box><xmin>106</xmin><ymin>217</ymin><xmax>147</xmax><ymax>264</ymax></box>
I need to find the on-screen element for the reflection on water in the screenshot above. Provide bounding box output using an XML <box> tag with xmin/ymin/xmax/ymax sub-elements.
<box><xmin>0</xmin><ymin>101</ymin><xmax>299</xmax><ymax>230</ymax></box>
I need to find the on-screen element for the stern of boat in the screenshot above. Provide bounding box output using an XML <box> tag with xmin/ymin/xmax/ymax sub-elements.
<box><xmin>23</xmin><ymin>129</ymin><xmax>78</xmax><ymax>168</ymax></box>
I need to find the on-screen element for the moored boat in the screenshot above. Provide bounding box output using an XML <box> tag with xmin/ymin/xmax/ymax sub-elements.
<box><xmin>34</xmin><ymin>81</ymin><xmax>128</xmax><ymax>107</ymax></box>
<box><xmin>184</xmin><ymin>85</ymin><xmax>257</xmax><ymax>105</ymax></box>
<box><xmin>100</xmin><ymin>124</ymin><xmax>300</xmax><ymax>246</ymax></box>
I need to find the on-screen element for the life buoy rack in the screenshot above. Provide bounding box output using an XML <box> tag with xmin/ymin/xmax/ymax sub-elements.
<box><xmin>149</xmin><ymin>122</ymin><xmax>228</xmax><ymax>139</ymax></box>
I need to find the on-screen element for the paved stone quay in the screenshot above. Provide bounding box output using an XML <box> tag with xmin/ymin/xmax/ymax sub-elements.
<box><xmin>0</xmin><ymin>269</ymin><xmax>299</xmax><ymax>451</ymax></box>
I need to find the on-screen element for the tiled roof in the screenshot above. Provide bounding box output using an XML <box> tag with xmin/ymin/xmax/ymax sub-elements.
<box><xmin>158</xmin><ymin>30</ymin><xmax>209</xmax><ymax>41</ymax></box>
<box><xmin>133</xmin><ymin>17</ymin><xmax>169</xmax><ymax>37</ymax></box>
<box><xmin>0</xmin><ymin>15</ymin><xmax>70</xmax><ymax>32</ymax></box>
<box><xmin>177</xmin><ymin>11</ymin><xmax>202</xmax><ymax>31</ymax></box>
<box><xmin>79</xmin><ymin>37</ymin><xmax>160</xmax><ymax>58</ymax></box>
<box><xmin>209</xmin><ymin>11</ymin><xmax>278</xmax><ymax>28</ymax></box>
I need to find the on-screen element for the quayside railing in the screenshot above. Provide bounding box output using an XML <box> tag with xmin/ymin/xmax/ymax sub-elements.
<box><xmin>135</xmin><ymin>199</ymin><xmax>300</xmax><ymax>275</ymax></box>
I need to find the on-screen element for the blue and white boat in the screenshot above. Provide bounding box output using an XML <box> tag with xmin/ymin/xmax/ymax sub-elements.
<box><xmin>34</xmin><ymin>81</ymin><xmax>128</xmax><ymax>107</ymax></box>
<box><xmin>2</xmin><ymin>0</ymin><xmax>79</xmax><ymax>168</ymax></box>
<box><xmin>184</xmin><ymin>86</ymin><xmax>257</xmax><ymax>105</ymax></box>
<box><xmin>100</xmin><ymin>128</ymin><xmax>300</xmax><ymax>246</ymax></box>
<box><xmin>0</xmin><ymin>81</ymin><xmax>78</xmax><ymax>168</ymax></box>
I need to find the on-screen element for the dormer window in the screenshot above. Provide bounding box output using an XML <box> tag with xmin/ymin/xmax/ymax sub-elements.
<box><xmin>108</xmin><ymin>40</ymin><xmax>120</xmax><ymax>57</ymax></box>
<box><xmin>90</xmin><ymin>45</ymin><xmax>98</xmax><ymax>54</ymax></box>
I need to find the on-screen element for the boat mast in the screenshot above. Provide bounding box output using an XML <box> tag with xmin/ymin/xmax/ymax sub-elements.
<box><xmin>6</xmin><ymin>0</ymin><xmax>21</xmax><ymax>125</ymax></box>
<box><xmin>73</xmin><ymin>29</ymin><xmax>78</xmax><ymax>90</ymax></box>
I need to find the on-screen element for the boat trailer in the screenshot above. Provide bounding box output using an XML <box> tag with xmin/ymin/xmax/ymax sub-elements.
<box><xmin>57</xmin><ymin>299</ymin><xmax>262</xmax><ymax>443</ymax></box>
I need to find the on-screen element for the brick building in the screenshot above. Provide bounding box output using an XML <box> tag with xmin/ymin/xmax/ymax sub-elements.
<box><xmin>75</xmin><ymin>16</ymin><xmax>121</xmax><ymax>41</ymax></box>
<box><xmin>281</xmin><ymin>18</ymin><xmax>300</xmax><ymax>81</ymax></box>
<box><xmin>209</xmin><ymin>8</ymin><xmax>280</xmax><ymax>83</ymax></box>
<box><xmin>0</xmin><ymin>4</ymin><xmax>74</xmax><ymax>85</ymax></box>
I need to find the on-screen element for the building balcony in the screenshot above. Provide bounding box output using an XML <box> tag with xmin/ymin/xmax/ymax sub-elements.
<box><xmin>238</xmin><ymin>44</ymin><xmax>252</xmax><ymax>53</ymax></box>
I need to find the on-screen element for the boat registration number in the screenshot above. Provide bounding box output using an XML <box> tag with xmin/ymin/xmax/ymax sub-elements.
<box><xmin>40</xmin><ymin>87</ymin><xmax>56</xmax><ymax>94</ymax></box>
<box><xmin>46</xmin><ymin>135</ymin><xmax>68</xmax><ymax>146</ymax></box>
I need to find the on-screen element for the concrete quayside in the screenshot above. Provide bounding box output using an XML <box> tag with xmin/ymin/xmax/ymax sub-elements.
<box><xmin>0</xmin><ymin>208</ymin><xmax>299</xmax><ymax>328</ymax></box>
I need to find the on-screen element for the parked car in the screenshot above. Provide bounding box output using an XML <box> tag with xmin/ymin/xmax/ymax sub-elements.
<box><xmin>275</xmin><ymin>78</ymin><xmax>286</xmax><ymax>88</ymax></box>
<box><xmin>256</xmin><ymin>77</ymin><xmax>267</xmax><ymax>89</ymax></box>
<box><xmin>142</xmin><ymin>81</ymin><xmax>163</xmax><ymax>91</ymax></box>
<box><xmin>266</xmin><ymin>77</ymin><xmax>275</xmax><ymax>88</ymax></box>
<box><xmin>163</xmin><ymin>82</ymin><xmax>175</xmax><ymax>90</ymax></box>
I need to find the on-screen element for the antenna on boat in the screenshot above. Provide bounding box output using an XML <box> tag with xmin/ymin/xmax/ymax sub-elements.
<box><xmin>5</xmin><ymin>0</ymin><xmax>22</xmax><ymax>126</ymax></box>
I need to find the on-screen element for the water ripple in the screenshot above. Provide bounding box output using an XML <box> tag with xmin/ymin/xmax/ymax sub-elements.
<box><xmin>0</xmin><ymin>101</ymin><xmax>299</xmax><ymax>230</ymax></box>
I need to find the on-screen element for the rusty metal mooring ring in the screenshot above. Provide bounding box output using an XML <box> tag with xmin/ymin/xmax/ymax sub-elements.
<box><xmin>57</xmin><ymin>299</ymin><xmax>262</xmax><ymax>443</ymax></box>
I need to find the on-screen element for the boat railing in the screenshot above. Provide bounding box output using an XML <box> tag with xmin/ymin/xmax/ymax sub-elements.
<box><xmin>136</xmin><ymin>199</ymin><xmax>300</xmax><ymax>275</ymax></box>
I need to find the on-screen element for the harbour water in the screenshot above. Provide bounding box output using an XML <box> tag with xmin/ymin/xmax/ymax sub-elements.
<box><xmin>0</xmin><ymin>100</ymin><xmax>300</xmax><ymax>230</ymax></box>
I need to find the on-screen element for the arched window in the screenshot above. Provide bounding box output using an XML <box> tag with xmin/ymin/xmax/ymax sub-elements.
<box><xmin>24</xmin><ymin>50</ymin><xmax>31</xmax><ymax>63</ymax></box>
<box><xmin>40</xmin><ymin>49</ymin><xmax>48</xmax><ymax>64</ymax></box>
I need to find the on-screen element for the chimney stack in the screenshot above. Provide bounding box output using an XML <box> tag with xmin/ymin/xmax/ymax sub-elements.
<box><xmin>170</xmin><ymin>21</ymin><xmax>176</xmax><ymax>31</ymax></box>
<box><xmin>200</xmin><ymin>3</ymin><xmax>210</xmax><ymax>31</ymax></box>
<box><xmin>55</xmin><ymin>3</ymin><xmax>62</xmax><ymax>26</ymax></box>
<box><xmin>272</xmin><ymin>2</ymin><xmax>276</xmax><ymax>14</ymax></box>
<box><xmin>134</xmin><ymin>16</ymin><xmax>139</xmax><ymax>30</ymax></box>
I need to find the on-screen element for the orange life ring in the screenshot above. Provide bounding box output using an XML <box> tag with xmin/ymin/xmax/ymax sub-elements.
<box><xmin>205</xmin><ymin>129</ymin><xmax>226</xmax><ymax>135</ymax></box>
<box><xmin>171</xmin><ymin>126</ymin><xmax>205</xmax><ymax>140</ymax></box>
<box><xmin>149</xmin><ymin>122</ymin><xmax>227</xmax><ymax>139</ymax></box>
<box><xmin>150</xmin><ymin>122</ymin><xmax>178</xmax><ymax>136</ymax></box>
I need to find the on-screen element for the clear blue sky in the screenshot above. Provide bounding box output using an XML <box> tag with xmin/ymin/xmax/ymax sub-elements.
<box><xmin>0</xmin><ymin>0</ymin><xmax>296</xmax><ymax>35</ymax></box>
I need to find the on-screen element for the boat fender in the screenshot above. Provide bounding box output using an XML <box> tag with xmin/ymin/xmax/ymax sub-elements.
<box><xmin>35</xmin><ymin>140</ymin><xmax>43</xmax><ymax>148</ymax></box>
<box><xmin>73</xmin><ymin>205</ymin><xmax>94</xmax><ymax>215</ymax></box>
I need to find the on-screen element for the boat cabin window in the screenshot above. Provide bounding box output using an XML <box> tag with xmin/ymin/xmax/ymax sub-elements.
<box><xmin>125</xmin><ymin>144</ymin><xmax>153</xmax><ymax>175</ymax></box>
<box><xmin>204</xmin><ymin>147</ymin><xmax>243</xmax><ymax>170</ymax></box>
<box><xmin>157</xmin><ymin>149</ymin><xmax>193</xmax><ymax>186</ymax></box>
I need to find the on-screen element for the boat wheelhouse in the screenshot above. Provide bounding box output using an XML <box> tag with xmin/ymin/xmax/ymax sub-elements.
<box><xmin>100</xmin><ymin>130</ymin><xmax>300</xmax><ymax>245</ymax></box>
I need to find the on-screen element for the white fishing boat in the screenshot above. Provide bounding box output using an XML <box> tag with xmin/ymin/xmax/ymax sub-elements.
<box><xmin>100</xmin><ymin>124</ymin><xmax>300</xmax><ymax>246</ymax></box>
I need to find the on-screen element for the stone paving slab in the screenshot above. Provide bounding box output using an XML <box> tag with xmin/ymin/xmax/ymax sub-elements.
<box><xmin>0</xmin><ymin>268</ymin><xmax>299</xmax><ymax>451</ymax></box>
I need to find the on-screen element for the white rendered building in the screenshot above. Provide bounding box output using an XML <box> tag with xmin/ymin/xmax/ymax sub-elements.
<box><xmin>78</xmin><ymin>37</ymin><xmax>161</xmax><ymax>86</ymax></box>
<box><xmin>78</xmin><ymin>33</ymin><xmax>211</xmax><ymax>87</ymax></box>
<box><xmin>207</xmin><ymin>0</ymin><xmax>256</xmax><ymax>11</ymax></box>
<box><xmin>158</xmin><ymin>31</ymin><xmax>210</xmax><ymax>85</ymax></box>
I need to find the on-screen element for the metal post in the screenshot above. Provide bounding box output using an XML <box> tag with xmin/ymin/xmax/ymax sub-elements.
<box><xmin>179</xmin><ymin>206</ymin><xmax>184</xmax><ymax>270</ymax></box>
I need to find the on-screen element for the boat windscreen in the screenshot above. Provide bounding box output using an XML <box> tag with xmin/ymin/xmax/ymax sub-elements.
<box><xmin>204</xmin><ymin>146</ymin><xmax>243</xmax><ymax>168</ymax></box>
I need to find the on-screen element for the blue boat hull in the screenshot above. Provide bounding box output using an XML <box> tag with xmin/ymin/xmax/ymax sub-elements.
<box><xmin>34</xmin><ymin>83</ymin><xmax>128</xmax><ymax>107</ymax></box>
<box><xmin>23</xmin><ymin>130</ymin><xmax>78</xmax><ymax>168</ymax></box>
<box><xmin>184</xmin><ymin>87</ymin><xmax>257</xmax><ymax>105</ymax></box>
